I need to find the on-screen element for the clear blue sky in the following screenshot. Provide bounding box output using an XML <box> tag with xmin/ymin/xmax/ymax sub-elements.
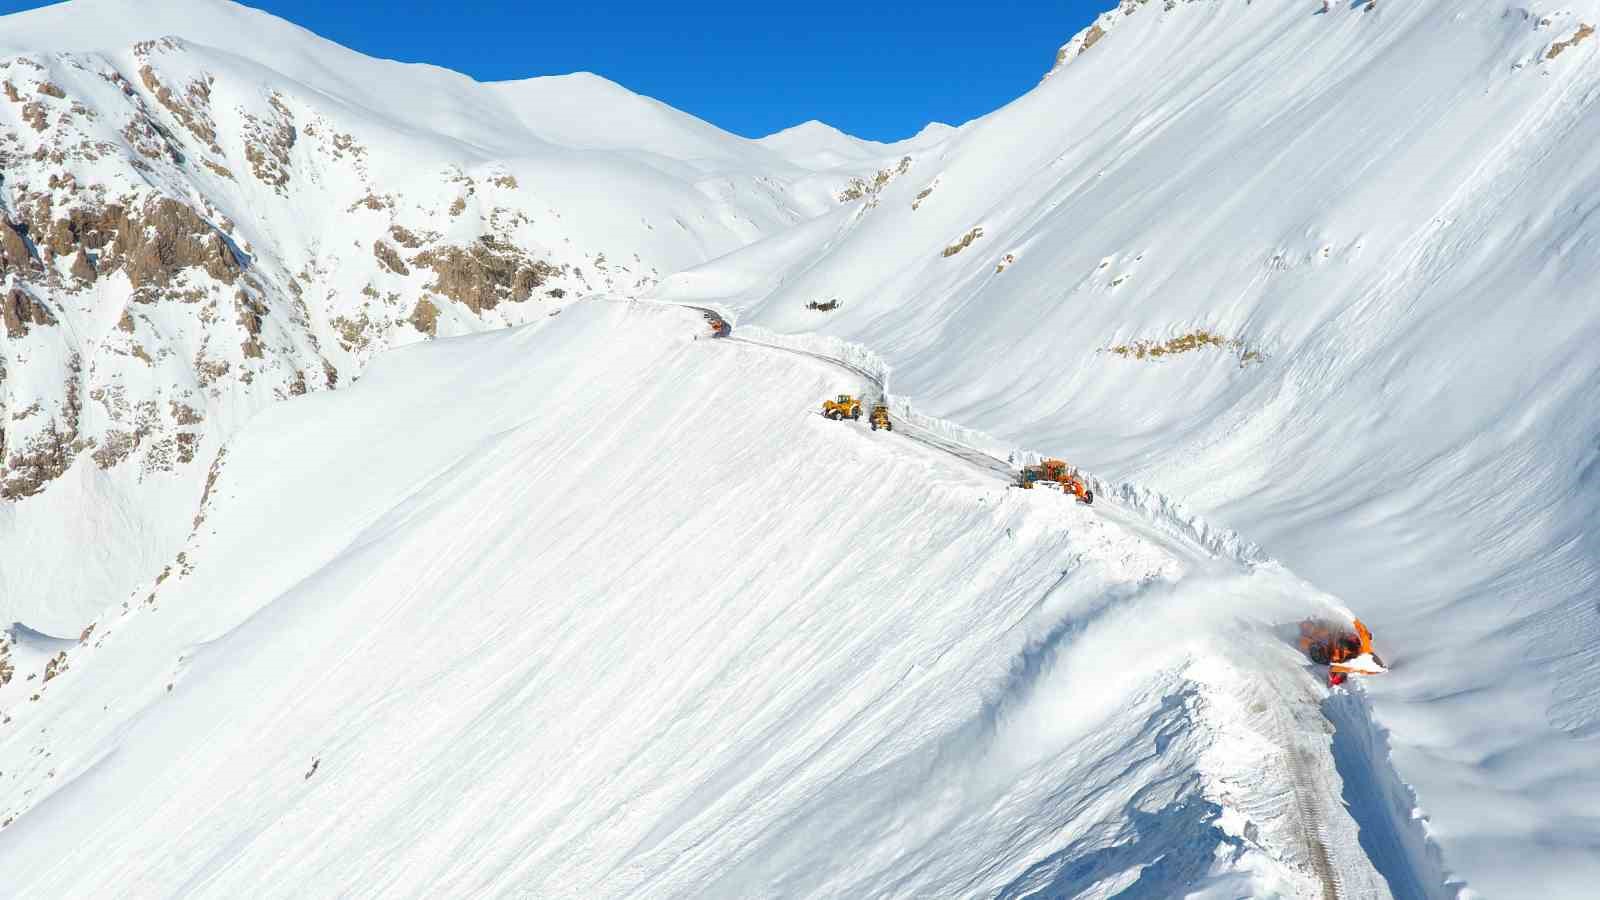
<box><xmin>2</xmin><ymin>0</ymin><xmax>1106</xmax><ymax>141</ymax></box>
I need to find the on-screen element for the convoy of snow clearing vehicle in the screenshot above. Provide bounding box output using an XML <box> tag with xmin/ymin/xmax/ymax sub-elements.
<box><xmin>717</xmin><ymin>312</ymin><xmax>1388</xmax><ymax>690</ymax></box>
<box><xmin>820</xmin><ymin>395</ymin><xmax>895</xmax><ymax>432</ymax></box>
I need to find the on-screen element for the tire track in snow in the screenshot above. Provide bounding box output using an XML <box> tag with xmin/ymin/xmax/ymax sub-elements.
<box><xmin>1290</xmin><ymin>746</ymin><xmax>1343</xmax><ymax>900</ymax></box>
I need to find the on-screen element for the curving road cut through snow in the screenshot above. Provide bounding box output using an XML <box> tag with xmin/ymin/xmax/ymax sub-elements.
<box><xmin>673</xmin><ymin>301</ymin><xmax>1457</xmax><ymax>900</ymax></box>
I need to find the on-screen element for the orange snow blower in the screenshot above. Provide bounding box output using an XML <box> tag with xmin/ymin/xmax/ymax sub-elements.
<box><xmin>1299</xmin><ymin>618</ymin><xmax>1387</xmax><ymax>686</ymax></box>
<box><xmin>1016</xmin><ymin>458</ymin><xmax>1094</xmax><ymax>504</ymax></box>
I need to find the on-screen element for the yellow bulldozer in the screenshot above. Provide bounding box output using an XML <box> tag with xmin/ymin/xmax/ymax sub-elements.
<box><xmin>822</xmin><ymin>394</ymin><xmax>862</xmax><ymax>420</ymax></box>
<box><xmin>870</xmin><ymin>405</ymin><xmax>892</xmax><ymax>431</ymax></box>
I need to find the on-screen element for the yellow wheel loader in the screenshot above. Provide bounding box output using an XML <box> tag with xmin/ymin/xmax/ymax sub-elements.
<box><xmin>822</xmin><ymin>394</ymin><xmax>862</xmax><ymax>421</ymax></box>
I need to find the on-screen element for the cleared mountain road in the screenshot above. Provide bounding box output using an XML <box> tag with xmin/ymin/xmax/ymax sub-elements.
<box><xmin>671</xmin><ymin>303</ymin><xmax>1413</xmax><ymax>900</ymax></box>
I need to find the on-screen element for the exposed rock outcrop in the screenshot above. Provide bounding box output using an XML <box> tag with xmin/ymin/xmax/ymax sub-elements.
<box><xmin>9</xmin><ymin>196</ymin><xmax>240</xmax><ymax>289</ymax></box>
<box><xmin>389</xmin><ymin>225</ymin><xmax>424</xmax><ymax>249</ymax></box>
<box><xmin>242</xmin><ymin>93</ymin><xmax>295</xmax><ymax>191</ymax></box>
<box><xmin>412</xmin><ymin>236</ymin><xmax>560</xmax><ymax>313</ymax></box>
<box><xmin>0</xmin><ymin>219</ymin><xmax>39</xmax><ymax>272</ymax></box>
<box><xmin>1044</xmin><ymin>1</ymin><xmax>1141</xmax><ymax>79</ymax></box>
<box><xmin>409</xmin><ymin>298</ymin><xmax>439</xmax><ymax>336</ymax></box>
<box><xmin>2</xmin><ymin>286</ymin><xmax>56</xmax><ymax>338</ymax></box>
<box><xmin>235</xmin><ymin>290</ymin><xmax>268</xmax><ymax>358</ymax></box>
<box><xmin>137</xmin><ymin>63</ymin><xmax>221</xmax><ymax>154</ymax></box>
<box><xmin>68</xmin><ymin>249</ymin><xmax>96</xmax><ymax>282</ymax></box>
<box><xmin>0</xmin><ymin>39</ymin><xmax>610</xmax><ymax>509</ymax></box>
<box><xmin>118</xmin><ymin>198</ymin><xmax>242</xmax><ymax>288</ymax></box>
<box><xmin>373</xmin><ymin>239</ymin><xmax>408</xmax><ymax>275</ymax></box>
<box><xmin>2</xmin><ymin>354</ymin><xmax>84</xmax><ymax>501</ymax></box>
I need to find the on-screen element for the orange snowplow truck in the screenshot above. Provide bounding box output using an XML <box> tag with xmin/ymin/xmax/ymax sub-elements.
<box><xmin>1017</xmin><ymin>458</ymin><xmax>1094</xmax><ymax>504</ymax></box>
<box><xmin>1299</xmin><ymin>618</ymin><xmax>1387</xmax><ymax>686</ymax></box>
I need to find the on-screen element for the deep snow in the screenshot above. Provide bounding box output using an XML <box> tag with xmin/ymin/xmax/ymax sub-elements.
<box><xmin>2</xmin><ymin>0</ymin><xmax>1593</xmax><ymax>895</ymax></box>
<box><xmin>1</xmin><ymin>301</ymin><xmax>1394</xmax><ymax>898</ymax></box>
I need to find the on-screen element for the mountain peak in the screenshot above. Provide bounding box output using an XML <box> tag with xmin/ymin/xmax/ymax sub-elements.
<box><xmin>764</xmin><ymin>119</ymin><xmax>855</xmax><ymax>140</ymax></box>
<box><xmin>756</xmin><ymin>118</ymin><xmax>953</xmax><ymax>169</ymax></box>
<box><xmin>1</xmin><ymin>0</ymin><xmax>319</xmax><ymax>56</ymax></box>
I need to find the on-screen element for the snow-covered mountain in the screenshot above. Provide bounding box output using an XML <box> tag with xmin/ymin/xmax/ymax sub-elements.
<box><xmin>0</xmin><ymin>0</ymin><xmax>940</xmax><ymax>632</ymax></box>
<box><xmin>3</xmin><ymin>0</ymin><xmax>1596</xmax><ymax>897</ymax></box>
<box><xmin>757</xmin><ymin>119</ymin><xmax>958</xmax><ymax>170</ymax></box>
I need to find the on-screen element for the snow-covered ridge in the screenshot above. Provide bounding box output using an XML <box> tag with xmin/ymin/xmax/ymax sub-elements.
<box><xmin>1044</xmin><ymin>0</ymin><xmax>1136</xmax><ymax>76</ymax></box>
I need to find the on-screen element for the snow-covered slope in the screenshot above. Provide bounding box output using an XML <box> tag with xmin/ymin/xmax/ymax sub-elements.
<box><xmin>0</xmin><ymin>300</ymin><xmax>1398</xmax><ymax>898</ymax></box>
<box><xmin>7</xmin><ymin>0</ymin><xmax>1596</xmax><ymax>894</ymax></box>
<box><xmin>0</xmin><ymin>0</ymin><xmax>946</xmax><ymax>632</ymax></box>
<box><xmin>654</xmin><ymin>0</ymin><xmax>1600</xmax><ymax>894</ymax></box>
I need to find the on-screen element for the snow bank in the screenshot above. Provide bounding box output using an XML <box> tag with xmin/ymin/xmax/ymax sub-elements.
<box><xmin>731</xmin><ymin>323</ymin><xmax>892</xmax><ymax>390</ymax></box>
<box><xmin>1323</xmin><ymin>689</ymin><xmax>1468</xmax><ymax>900</ymax></box>
<box><xmin>1094</xmin><ymin>480</ymin><xmax>1267</xmax><ymax>567</ymax></box>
